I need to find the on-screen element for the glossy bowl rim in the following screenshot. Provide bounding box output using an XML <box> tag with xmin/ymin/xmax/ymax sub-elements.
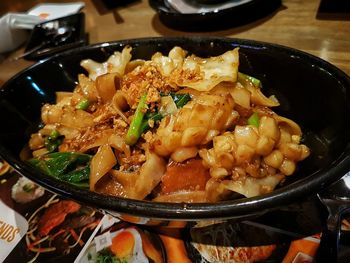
<box><xmin>1</xmin><ymin>36</ymin><xmax>350</xmax><ymax>220</ymax></box>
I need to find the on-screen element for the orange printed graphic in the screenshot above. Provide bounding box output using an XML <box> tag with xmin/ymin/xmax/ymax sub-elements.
<box><xmin>282</xmin><ymin>236</ymin><xmax>320</xmax><ymax>263</ymax></box>
<box><xmin>140</xmin><ymin>230</ymin><xmax>164</xmax><ymax>263</ymax></box>
<box><xmin>111</xmin><ymin>230</ymin><xmax>135</xmax><ymax>257</ymax></box>
<box><xmin>160</xmin><ymin>234</ymin><xmax>192</xmax><ymax>263</ymax></box>
<box><xmin>0</xmin><ymin>221</ymin><xmax>20</xmax><ymax>242</ymax></box>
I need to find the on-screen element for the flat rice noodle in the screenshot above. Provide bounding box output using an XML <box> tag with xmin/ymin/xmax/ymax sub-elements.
<box><xmin>133</xmin><ymin>152</ymin><xmax>166</xmax><ymax>199</ymax></box>
<box><xmin>38</xmin><ymin>125</ymin><xmax>56</xmax><ymax>136</ymax></box>
<box><xmin>56</xmin><ymin>125</ymin><xmax>80</xmax><ymax>140</ymax></box>
<box><xmin>32</xmin><ymin>148</ymin><xmax>49</xmax><ymax>158</ymax></box>
<box><xmin>125</xmin><ymin>59</ymin><xmax>145</xmax><ymax>73</ymax></box>
<box><xmin>221</xmin><ymin>174</ymin><xmax>284</xmax><ymax>198</ymax></box>
<box><xmin>108</xmin><ymin>133</ymin><xmax>131</xmax><ymax>157</ymax></box>
<box><xmin>112</xmin><ymin>90</ymin><xmax>129</xmax><ymax>111</ymax></box>
<box><xmin>95</xmin><ymin>72</ymin><xmax>121</xmax><ymax>103</ymax></box>
<box><xmin>80</xmin><ymin>129</ymin><xmax>114</xmax><ymax>153</ymax></box>
<box><xmin>151</xmin><ymin>46</ymin><xmax>187</xmax><ymax>77</ymax></box>
<box><xmin>159</xmin><ymin>96</ymin><xmax>178</xmax><ymax>116</ymax></box>
<box><xmin>60</xmin><ymin>108</ymin><xmax>94</xmax><ymax>129</ymax></box>
<box><xmin>176</xmin><ymin>87</ymin><xmax>201</xmax><ymax>98</ymax></box>
<box><xmin>80</xmin><ymin>59</ymin><xmax>107</xmax><ymax>81</ymax></box>
<box><xmin>41</xmin><ymin>105</ymin><xmax>62</xmax><ymax>125</ymax></box>
<box><xmin>109</xmin><ymin>170</ymin><xmax>138</xmax><ymax>197</ymax></box>
<box><xmin>175</xmin><ymin>48</ymin><xmax>239</xmax><ymax>92</ymax></box>
<box><xmin>152</xmin><ymin>52</ymin><xmax>177</xmax><ymax>77</ymax></box>
<box><xmin>205</xmin><ymin>177</ymin><xmax>233</xmax><ymax>202</ymax></box>
<box><xmin>55</xmin><ymin>92</ymin><xmax>73</xmax><ymax>103</ymax></box>
<box><xmin>29</xmin><ymin>133</ymin><xmax>44</xmax><ymax>150</ymax></box>
<box><xmin>107</xmin><ymin>46</ymin><xmax>132</xmax><ymax>76</ymax></box>
<box><xmin>111</xmin><ymin>152</ymin><xmax>166</xmax><ymax>199</ymax></box>
<box><xmin>245</xmin><ymin>82</ymin><xmax>280</xmax><ymax>107</ymax></box>
<box><xmin>230</xmin><ymin>84</ymin><xmax>251</xmax><ymax>109</ymax></box>
<box><xmin>274</xmin><ymin>115</ymin><xmax>302</xmax><ymax>136</ymax></box>
<box><xmin>168</xmin><ymin>46</ymin><xmax>187</xmax><ymax>68</ymax></box>
<box><xmin>170</xmin><ymin>147</ymin><xmax>198</xmax><ymax>163</ymax></box>
<box><xmin>208</xmin><ymin>82</ymin><xmax>233</xmax><ymax>96</ymax></box>
<box><xmin>212</xmin><ymin>81</ymin><xmax>257</xmax><ymax>112</ymax></box>
<box><xmin>95</xmin><ymin>174</ymin><xmax>128</xmax><ymax>198</ymax></box>
<box><xmin>111</xmin><ymin>91</ymin><xmax>129</xmax><ymax>122</ymax></box>
<box><xmin>90</xmin><ymin>144</ymin><xmax>117</xmax><ymax>191</ymax></box>
<box><xmin>80</xmin><ymin>46</ymin><xmax>132</xmax><ymax>80</ymax></box>
<box><xmin>77</xmin><ymin>74</ymin><xmax>99</xmax><ymax>101</ymax></box>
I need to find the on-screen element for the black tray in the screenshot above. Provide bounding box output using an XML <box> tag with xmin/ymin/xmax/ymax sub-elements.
<box><xmin>149</xmin><ymin>0</ymin><xmax>281</xmax><ymax>31</ymax></box>
<box><xmin>23</xmin><ymin>12</ymin><xmax>87</xmax><ymax>61</ymax></box>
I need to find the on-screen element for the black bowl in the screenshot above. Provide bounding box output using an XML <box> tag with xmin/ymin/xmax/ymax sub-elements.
<box><xmin>0</xmin><ymin>37</ymin><xmax>350</xmax><ymax>222</ymax></box>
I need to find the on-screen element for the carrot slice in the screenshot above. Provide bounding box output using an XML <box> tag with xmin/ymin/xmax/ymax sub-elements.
<box><xmin>161</xmin><ymin>159</ymin><xmax>210</xmax><ymax>194</ymax></box>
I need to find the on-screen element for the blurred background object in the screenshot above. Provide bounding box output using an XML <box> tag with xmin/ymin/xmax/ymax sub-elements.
<box><xmin>317</xmin><ymin>0</ymin><xmax>350</xmax><ymax>20</ymax></box>
<box><xmin>149</xmin><ymin>0</ymin><xmax>282</xmax><ymax>31</ymax></box>
<box><xmin>19</xmin><ymin>12</ymin><xmax>87</xmax><ymax>60</ymax></box>
<box><xmin>0</xmin><ymin>2</ymin><xmax>85</xmax><ymax>55</ymax></box>
<box><xmin>0</xmin><ymin>13</ymin><xmax>40</xmax><ymax>53</ymax></box>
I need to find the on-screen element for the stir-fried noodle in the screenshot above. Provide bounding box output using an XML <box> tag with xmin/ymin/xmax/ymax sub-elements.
<box><xmin>28</xmin><ymin>46</ymin><xmax>310</xmax><ymax>203</ymax></box>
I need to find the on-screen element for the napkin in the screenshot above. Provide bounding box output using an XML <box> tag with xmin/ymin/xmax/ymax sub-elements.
<box><xmin>4</xmin><ymin>13</ymin><xmax>42</xmax><ymax>30</ymax></box>
<box><xmin>0</xmin><ymin>13</ymin><xmax>39</xmax><ymax>53</ymax></box>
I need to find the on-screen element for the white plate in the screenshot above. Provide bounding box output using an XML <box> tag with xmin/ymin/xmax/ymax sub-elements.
<box><xmin>166</xmin><ymin>0</ymin><xmax>253</xmax><ymax>14</ymax></box>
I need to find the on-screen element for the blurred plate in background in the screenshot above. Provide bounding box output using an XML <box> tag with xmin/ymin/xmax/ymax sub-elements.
<box><xmin>166</xmin><ymin>0</ymin><xmax>253</xmax><ymax>14</ymax></box>
<box><xmin>149</xmin><ymin>0</ymin><xmax>281</xmax><ymax>31</ymax></box>
<box><xmin>22</xmin><ymin>12</ymin><xmax>87</xmax><ymax>61</ymax></box>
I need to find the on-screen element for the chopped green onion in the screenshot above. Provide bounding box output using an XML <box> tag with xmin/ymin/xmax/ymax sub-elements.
<box><xmin>140</xmin><ymin>112</ymin><xmax>163</xmax><ymax>134</ymax></box>
<box><xmin>76</xmin><ymin>98</ymin><xmax>90</xmax><ymax>110</ymax></box>
<box><xmin>140</xmin><ymin>93</ymin><xmax>192</xmax><ymax>134</ymax></box>
<box><xmin>125</xmin><ymin>94</ymin><xmax>148</xmax><ymax>146</ymax></box>
<box><xmin>49</xmin><ymin>130</ymin><xmax>60</xmax><ymax>140</ymax></box>
<box><xmin>126</xmin><ymin>93</ymin><xmax>192</xmax><ymax>143</ymax></box>
<box><xmin>162</xmin><ymin>92</ymin><xmax>191</xmax><ymax>108</ymax></box>
<box><xmin>44</xmin><ymin>130</ymin><xmax>63</xmax><ymax>152</ymax></box>
<box><xmin>23</xmin><ymin>183</ymin><xmax>34</xmax><ymax>193</ymax></box>
<box><xmin>169</xmin><ymin>93</ymin><xmax>191</xmax><ymax>108</ymax></box>
<box><xmin>238</xmin><ymin>72</ymin><xmax>262</xmax><ymax>88</ymax></box>
<box><xmin>248</xmin><ymin>112</ymin><xmax>260</xmax><ymax>128</ymax></box>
